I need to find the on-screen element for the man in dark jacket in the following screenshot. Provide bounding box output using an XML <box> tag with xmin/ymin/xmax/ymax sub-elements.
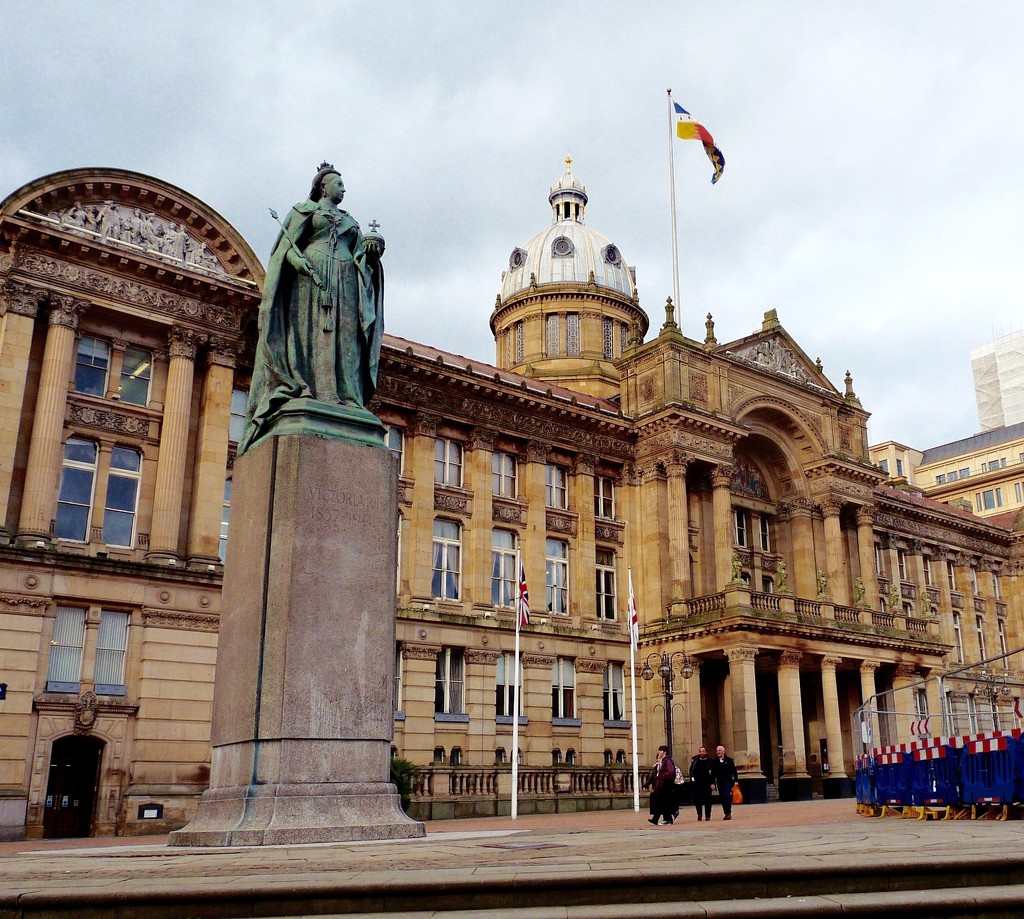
<box><xmin>689</xmin><ymin>746</ymin><xmax>714</xmax><ymax>821</ymax></box>
<box><xmin>711</xmin><ymin>744</ymin><xmax>739</xmax><ymax>820</ymax></box>
<box><xmin>648</xmin><ymin>745</ymin><xmax>676</xmax><ymax>826</ymax></box>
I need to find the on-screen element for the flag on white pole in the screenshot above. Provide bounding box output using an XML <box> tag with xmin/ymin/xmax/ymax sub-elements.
<box><xmin>511</xmin><ymin>551</ymin><xmax>529</xmax><ymax>820</ymax></box>
<box><xmin>627</xmin><ymin>568</ymin><xmax>641</xmax><ymax>811</ymax></box>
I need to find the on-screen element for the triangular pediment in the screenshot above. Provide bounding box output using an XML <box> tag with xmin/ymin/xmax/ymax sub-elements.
<box><xmin>721</xmin><ymin>315</ymin><xmax>839</xmax><ymax>395</ymax></box>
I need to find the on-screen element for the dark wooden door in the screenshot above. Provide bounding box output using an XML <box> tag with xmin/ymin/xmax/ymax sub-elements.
<box><xmin>43</xmin><ymin>735</ymin><xmax>102</xmax><ymax>838</ymax></box>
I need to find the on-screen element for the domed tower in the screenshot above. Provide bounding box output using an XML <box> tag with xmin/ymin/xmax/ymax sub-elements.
<box><xmin>490</xmin><ymin>157</ymin><xmax>649</xmax><ymax>400</ymax></box>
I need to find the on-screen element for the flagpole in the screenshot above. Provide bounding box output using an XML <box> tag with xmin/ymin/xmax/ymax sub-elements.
<box><xmin>511</xmin><ymin>549</ymin><xmax>522</xmax><ymax>820</ymax></box>
<box><xmin>628</xmin><ymin>568</ymin><xmax>640</xmax><ymax>812</ymax></box>
<box><xmin>666</xmin><ymin>87</ymin><xmax>681</xmax><ymax>323</ymax></box>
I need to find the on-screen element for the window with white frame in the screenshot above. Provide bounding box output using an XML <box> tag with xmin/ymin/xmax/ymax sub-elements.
<box><xmin>229</xmin><ymin>388</ymin><xmax>248</xmax><ymax>443</ymax></box>
<box><xmin>953</xmin><ymin>612</ymin><xmax>964</xmax><ymax>663</ymax></box>
<box><xmin>976</xmin><ymin>615</ymin><xmax>987</xmax><ymax>659</ymax></box>
<box><xmin>431</xmin><ymin>519</ymin><xmax>461</xmax><ymax>600</ymax></box>
<box><xmin>94</xmin><ymin>610</ymin><xmax>129</xmax><ymax>694</ymax></box>
<box><xmin>915</xmin><ymin>687</ymin><xmax>928</xmax><ymax>718</ymax></box>
<box><xmin>118</xmin><ymin>347</ymin><xmax>152</xmax><ymax>405</ymax></box>
<box><xmin>55</xmin><ymin>439</ymin><xmax>98</xmax><ymax>542</ymax></box>
<box><xmin>998</xmin><ymin>618</ymin><xmax>1009</xmax><ymax>662</ymax></box>
<box><xmin>46</xmin><ymin>606</ymin><xmax>86</xmax><ymax>692</ymax></box>
<box><xmin>385</xmin><ymin>426</ymin><xmax>405</xmax><ymax>473</ymax></box>
<box><xmin>434</xmin><ymin>647</ymin><xmax>465</xmax><ymax>714</ymax></box>
<box><xmin>566</xmin><ymin>313</ymin><xmax>580</xmax><ymax>355</ymax></box>
<box><xmin>1016</xmin><ymin>483</ymin><xmax>1023</xmax><ymax>504</ymax></box>
<box><xmin>763</xmin><ymin>576</ymin><xmax>775</xmax><ymax>594</ymax></box>
<box><xmin>219</xmin><ymin>478</ymin><xmax>232</xmax><ymax>563</ymax></box>
<box><xmin>947</xmin><ymin>561</ymin><xmax>957</xmax><ymax>592</ymax></box>
<box><xmin>492</xmin><ymin>451</ymin><xmax>517</xmax><ymax>498</ymax></box>
<box><xmin>923</xmin><ymin>557</ymin><xmax>933</xmax><ymax>587</ymax></box>
<box><xmin>993</xmin><ymin>571</ymin><xmax>1002</xmax><ymax>599</ymax></box>
<box><xmin>603</xmin><ymin>662</ymin><xmax>624</xmax><ymax>721</ymax></box>
<box><xmin>495</xmin><ymin>652</ymin><xmax>522</xmax><ymax>718</ymax></box>
<box><xmin>759</xmin><ymin>515</ymin><xmax>771</xmax><ymax>552</ymax></box>
<box><xmin>594</xmin><ymin>476</ymin><xmax>615</xmax><ymax>519</ymax></box>
<box><xmin>545</xmin><ymin>464</ymin><xmax>568</xmax><ymax>509</ymax></box>
<box><xmin>897</xmin><ymin>549</ymin><xmax>908</xmax><ymax>581</ymax></box>
<box><xmin>74</xmin><ymin>336</ymin><xmax>110</xmax><ymax>396</ymax></box>
<box><xmin>546</xmin><ymin>538</ymin><xmax>569</xmax><ymax>614</ymax></box>
<box><xmin>896</xmin><ymin>458</ymin><xmax>905</xmax><ymax>477</ymax></box>
<box><xmin>103</xmin><ymin>447</ymin><xmax>142</xmax><ymax>547</ymax></box>
<box><xmin>976</xmin><ymin>488</ymin><xmax>1003</xmax><ymax>511</ymax></box>
<box><xmin>491</xmin><ymin>529</ymin><xmax>517</xmax><ymax>607</ymax></box>
<box><xmin>595</xmin><ymin>547</ymin><xmax>616</xmax><ymax>620</ymax></box>
<box><xmin>434</xmin><ymin>438</ymin><xmax>463</xmax><ymax>487</ymax></box>
<box><xmin>734</xmin><ymin>509</ymin><xmax>748</xmax><ymax>548</ymax></box>
<box><xmin>969</xmin><ymin>566</ymin><xmax>979</xmax><ymax>594</ymax></box>
<box><xmin>874</xmin><ymin>543</ymin><xmax>884</xmax><ymax>574</ymax></box>
<box><xmin>966</xmin><ymin>693</ymin><xmax>978</xmax><ymax>733</ymax></box>
<box><xmin>394</xmin><ymin>643</ymin><xmax>403</xmax><ymax>712</ymax></box>
<box><xmin>551</xmin><ymin>657</ymin><xmax>576</xmax><ymax>718</ymax></box>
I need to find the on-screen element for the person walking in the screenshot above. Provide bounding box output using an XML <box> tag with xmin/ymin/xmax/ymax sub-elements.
<box><xmin>711</xmin><ymin>744</ymin><xmax>739</xmax><ymax>820</ymax></box>
<box><xmin>689</xmin><ymin>745</ymin><xmax>714</xmax><ymax>821</ymax></box>
<box><xmin>647</xmin><ymin>745</ymin><xmax>676</xmax><ymax>826</ymax></box>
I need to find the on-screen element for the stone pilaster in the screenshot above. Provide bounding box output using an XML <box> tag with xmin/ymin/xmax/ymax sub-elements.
<box><xmin>712</xmin><ymin>465</ymin><xmax>734</xmax><ymax>592</ymax></box>
<box><xmin>666</xmin><ymin>454</ymin><xmax>692</xmax><ymax>601</ymax></box>
<box><xmin>820</xmin><ymin>498</ymin><xmax>849</xmax><ymax>606</ymax></box>
<box><xmin>855</xmin><ymin>507</ymin><xmax>880</xmax><ymax>609</ymax></box>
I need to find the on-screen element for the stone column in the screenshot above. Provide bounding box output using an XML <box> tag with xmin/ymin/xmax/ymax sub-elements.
<box><xmin>890</xmin><ymin>663</ymin><xmax>917</xmax><ymax>747</ymax></box>
<box><xmin>725</xmin><ymin>646</ymin><xmax>764</xmax><ymax>795</ymax></box>
<box><xmin>855</xmin><ymin>507</ymin><xmax>879</xmax><ymax>609</ymax></box>
<box><xmin>573</xmin><ymin>453</ymin><xmax>597</xmax><ymax>620</ymax></box>
<box><xmin>820</xmin><ymin>498</ymin><xmax>849</xmax><ymax>606</ymax></box>
<box><xmin>407</xmin><ymin>414</ymin><xmax>439</xmax><ymax>604</ymax></box>
<box><xmin>820</xmin><ymin>656</ymin><xmax>852</xmax><ymax>796</ymax></box>
<box><xmin>17</xmin><ymin>293</ymin><xmax>89</xmax><ymax>544</ymax></box>
<box><xmin>712</xmin><ymin>465</ymin><xmax>735</xmax><ymax>592</ymax></box>
<box><xmin>682</xmin><ymin>657</ymin><xmax>703</xmax><ymax>757</ymax></box>
<box><xmin>147</xmin><ymin>326</ymin><xmax>204</xmax><ymax>562</ymax></box>
<box><xmin>639</xmin><ymin>462</ymin><xmax>668</xmax><ymax>620</ymax></box>
<box><xmin>666</xmin><ymin>453</ymin><xmax>692</xmax><ymax>601</ymax></box>
<box><xmin>776</xmin><ymin>651</ymin><xmax>811</xmax><ymax>800</ymax></box>
<box><xmin>186</xmin><ymin>337</ymin><xmax>237</xmax><ymax>567</ymax></box>
<box><xmin>523</xmin><ymin>442</ymin><xmax>549</xmax><ymax>614</ymax></box>
<box><xmin>0</xmin><ymin>283</ymin><xmax>44</xmax><ymax>535</ymax></box>
<box><xmin>466</xmin><ymin>428</ymin><xmax>495</xmax><ymax>610</ymax></box>
<box><xmin>859</xmin><ymin>661</ymin><xmax>881</xmax><ymax>750</ymax></box>
<box><xmin>785</xmin><ymin>500</ymin><xmax>817</xmax><ymax>599</ymax></box>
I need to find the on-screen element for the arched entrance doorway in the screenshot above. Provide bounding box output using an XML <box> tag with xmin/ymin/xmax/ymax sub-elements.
<box><xmin>43</xmin><ymin>735</ymin><xmax>103</xmax><ymax>838</ymax></box>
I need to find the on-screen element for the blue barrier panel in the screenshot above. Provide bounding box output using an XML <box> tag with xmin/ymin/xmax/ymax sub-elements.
<box><xmin>961</xmin><ymin>734</ymin><xmax>1017</xmax><ymax>804</ymax></box>
<box><xmin>855</xmin><ymin>753</ymin><xmax>875</xmax><ymax>806</ymax></box>
<box><xmin>910</xmin><ymin>740</ymin><xmax>960</xmax><ymax>806</ymax></box>
<box><xmin>874</xmin><ymin>747</ymin><xmax>912</xmax><ymax>806</ymax></box>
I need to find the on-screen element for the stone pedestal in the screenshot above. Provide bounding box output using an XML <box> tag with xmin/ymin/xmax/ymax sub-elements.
<box><xmin>169</xmin><ymin>431</ymin><xmax>424</xmax><ymax>846</ymax></box>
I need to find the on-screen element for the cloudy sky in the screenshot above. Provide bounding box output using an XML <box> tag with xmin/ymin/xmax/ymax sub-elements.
<box><xmin>2</xmin><ymin>2</ymin><xmax>1022</xmax><ymax>451</ymax></box>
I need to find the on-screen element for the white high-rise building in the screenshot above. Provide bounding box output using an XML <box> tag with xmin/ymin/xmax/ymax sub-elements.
<box><xmin>971</xmin><ymin>330</ymin><xmax>1024</xmax><ymax>431</ymax></box>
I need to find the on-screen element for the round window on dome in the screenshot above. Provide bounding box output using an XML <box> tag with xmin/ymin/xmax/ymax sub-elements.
<box><xmin>552</xmin><ymin>236</ymin><xmax>574</xmax><ymax>258</ymax></box>
<box><xmin>509</xmin><ymin>247</ymin><xmax>527</xmax><ymax>270</ymax></box>
<box><xmin>603</xmin><ymin>244</ymin><xmax>621</xmax><ymax>267</ymax></box>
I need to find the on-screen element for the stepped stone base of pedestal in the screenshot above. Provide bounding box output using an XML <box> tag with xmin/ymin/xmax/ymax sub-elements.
<box><xmin>168</xmin><ymin>781</ymin><xmax>424</xmax><ymax>846</ymax></box>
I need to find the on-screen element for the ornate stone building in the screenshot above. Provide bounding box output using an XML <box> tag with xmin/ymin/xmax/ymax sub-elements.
<box><xmin>1</xmin><ymin>164</ymin><xmax>1021</xmax><ymax>837</ymax></box>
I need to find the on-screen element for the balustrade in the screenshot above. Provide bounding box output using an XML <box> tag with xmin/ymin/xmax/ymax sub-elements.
<box><xmin>408</xmin><ymin>765</ymin><xmax>635</xmax><ymax>801</ymax></box>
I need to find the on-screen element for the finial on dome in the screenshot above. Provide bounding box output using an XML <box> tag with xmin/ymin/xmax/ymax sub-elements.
<box><xmin>564</xmin><ymin>153</ymin><xmax>573</xmax><ymax>174</ymax></box>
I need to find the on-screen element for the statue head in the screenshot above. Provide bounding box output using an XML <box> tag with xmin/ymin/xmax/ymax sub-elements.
<box><xmin>309</xmin><ymin>161</ymin><xmax>341</xmax><ymax>202</ymax></box>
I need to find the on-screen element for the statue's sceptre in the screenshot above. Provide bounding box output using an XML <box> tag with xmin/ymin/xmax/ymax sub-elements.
<box><xmin>269</xmin><ymin>208</ymin><xmax>333</xmax><ymax>331</ymax></box>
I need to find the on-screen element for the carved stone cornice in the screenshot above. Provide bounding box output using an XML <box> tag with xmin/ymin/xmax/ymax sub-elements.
<box><xmin>594</xmin><ymin>519</ymin><xmax>624</xmax><ymax>545</ymax></box>
<box><xmin>576</xmin><ymin>658</ymin><xmax>605</xmax><ymax>673</ymax></box>
<box><xmin>465</xmin><ymin>649</ymin><xmax>501</xmax><ymax>665</ymax></box>
<box><xmin>2</xmin><ymin>279</ymin><xmax>47</xmax><ymax>317</ymax></box>
<box><xmin>725</xmin><ymin>647</ymin><xmax>758</xmax><ymax>664</ymax></box>
<box><xmin>469</xmin><ymin>427</ymin><xmax>497</xmax><ymax>453</ymax></box>
<box><xmin>526</xmin><ymin>441</ymin><xmax>549</xmax><ymax>464</ymax></box>
<box><xmin>206</xmin><ymin>335</ymin><xmax>241</xmax><ymax>369</ymax></box>
<box><xmin>492</xmin><ymin>499</ymin><xmax>526</xmax><ymax>527</ymax></box>
<box><xmin>141</xmin><ymin>608</ymin><xmax>219</xmax><ymax>632</ymax></box>
<box><xmin>573</xmin><ymin>453</ymin><xmax>596</xmax><ymax>477</ymax></box>
<box><xmin>412</xmin><ymin>412</ymin><xmax>440</xmax><ymax>438</ymax></box>
<box><xmin>522</xmin><ymin>653</ymin><xmax>556</xmax><ymax>668</ymax></box>
<box><xmin>402</xmin><ymin>644</ymin><xmax>440</xmax><ymax>661</ymax></box>
<box><xmin>434</xmin><ymin>489</ymin><xmax>471</xmax><ymax>517</ymax></box>
<box><xmin>67</xmin><ymin>402</ymin><xmax>150</xmax><ymax>436</ymax></box>
<box><xmin>546</xmin><ymin>511</ymin><xmax>577</xmax><ymax>537</ymax></box>
<box><xmin>0</xmin><ymin>593</ymin><xmax>50</xmax><ymax>614</ymax></box>
<box><xmin>48</xmin><ymin>291</ymin><xmax>89</xmax><ymax>329</ymax></box>
<box><xmin>168</xmin><ymin>325</ymin><xmax>207</xmax><ymax>360</ymax></box>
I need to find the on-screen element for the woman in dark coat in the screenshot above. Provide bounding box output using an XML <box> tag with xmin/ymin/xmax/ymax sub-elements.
<box><xmin>648</xmin><ymin>745</ymin><xmax>676</xmax><ymax>826</ymax></box>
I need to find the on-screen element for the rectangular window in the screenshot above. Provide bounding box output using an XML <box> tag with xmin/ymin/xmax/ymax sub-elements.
<box><xmin>595</xmin><ymin>548</ymin><xmax>616</xmax><ymax>620</ymax></box>
<box><xmin>936</xmin><ymin>474</ymin><xmax>946</xmax><ymax>484</ymax></box>
<box><xmin>546</xmin><ymin>314</ymin><xmax>559</xmax><ymax>355</ymax></box>
<box><xmin>74</xmin><ymin>336</ymin><xmax>110</xmax><ymax>396</ymax></box>
<box><xmin>1016</xmin><ymin>482</ymin><xmax>1023</xmax><ymax>504</ymax></box>
<box><xmin>491</xmin><ymin>529</ymin><xmax>517</xmax><ymax>607</ymax></box>
<box><xmin>551</xmin><ymin>657</ymin><xmax>575</xmax><ymax>718</ymax></box>
<box><xmin>219</xmin><ymin>478</ymin><xmax>232</xmax><ymax>563</ymax></box>
<box><xmin>385</xmin><ymin>426</ymin><xmax>405</xmax><ymax>473</ymax></box>
<box><xmin>915</xmin><ymin>687</ymin><xmax>929</xmax><ymax>719</ymax></box>
<box><xmin>603</xmin><ymin>317</ymin><xmax>614</xmax><ymax>359</ymax></box>
<box><xmin>492</xmin><ymin>451</ymin><xmax>517</xmax><ymax>498</ymax></box>
<box><xmin>978</xmin><ymin>488</ymin><xmax>1003</xmax><ymax>511</ymax></box>
<box><xmin>495</xmin><ymin>652</ymin><xmax>522</xmax><ymax>718</ymax></box>
<box><xmin>431</xmin><ymin>519</ymin><xmax>461</xmax><ymax>600</ymax></box>
<box><xmin>897</xmin><ymin>549</ymin><xmax>908</xmax><ymax>581</ymax></box>
<box><xmin>953</xmin><ymin>613</ymin><xmax>964</xmax><ymax>663</ymax></box>
<box><xmin>763</xmin><ymin>576</ymin><xmax>775</xmax><ymax>594</ymax></box>
<box><xmin>947</xmin><ymin>561</ymin><xmax>957</xmax><ymax>591</ymax></box>
<box><xmin>546</xmin><ymin>538</ymin><xmax>569</xmax><ymax>614</ymax></box>
<box><xmin>969</xmin><ymin>566</ymin><xmax>979</xmax><ymax>594</ymax></box>
<box><xmin>993</xmin><ymin>572</ymin><xmax>1002</xmax><ymax>600</ymax></box>
<box><xmin>55</xmin><ymin>438</ymin><xmax>98</xmax><ymax>542</ymax></box>
<box><xmin>976</xmin><ymin>615</ymin><xmax>987</xmax><ymax>659</ymax></box>
<box><xmin>879</xmin><ymin>459</ymin><xmax>889</xmax><ymax>474</ymax></box>
<box><xmin>594</xmin><ymin>476</ymin><xmax>615</xmax><ymax>519</ymax></box>
<box><xmin>46</xmin><ymin>606</ymin><xmax>86</xmax><ymax>692</ymax></box>
<box><xmin>515</xmin><ymin>321</ymin><xmax>524</xmax><ymax>363</ymax></box>
<box><xmin>960</xmin><ymin>467</ymin><xmax>970</xmax><ymax>479</ymax></box>
<box><xmin>948</xmin><ymin>470</ymin><xmax>959</xmax><ymax>482</ymax></box>
<box><xmin>566</xmin><ymin>313</ymin><xmax>580</xmax><ymax>355</ymax></box>
<box><xmin>545</xmin><ymin>464</ymin><xmax>568</xmax><ymax>509</ymax></box>
<box><xmin>759</xmin><ymin>515</ymin><xmax>771</xmax><ymax>552</ymax></box>
<box><xmin>923</xmin><ymin>557</ymin><xmax>933</xmax><ymax>587</ymax></box>
<box><xmin>103</xmin><ymin>447</ymin><xmax>142</xmax><ymax>547</ymax></box>
<box><xmin>998</xmin><ymin>618</ymin><xmax>1009</xmax><ymax>661</ymax></box>
<box><xmin>434</xmin><ymin>438</ymin><xmax>463</xmax><ymax>487</ymax></box>
<box><xmin>734</xmin><ymin>509</ymin><xmax>748</xmax><ymax>548</ymax></box>
<box><xmin>94</xmin><ymin>610</ymin><xmax>129</xmax><ymax>694</ymax></box>
<box><xmin>619</xmin><ymin>321</ymin><xmax>627</xmax><ymax>352</ymax></box>
<box><xmin>874</xmin><ymin>543</ymin><xmax>884</xmax><ymax>574</ymax></box>
<box><xmin>896</xmin><ymin>458</ymin><xmax>905</xmax><ymax>477</ymax></box>
<box><xmin>118</xmin><ymin>347</ymin><xmax>152</xmax><ymax>405</ymax></box>
<box><xmin>603</xmin><ymin>662</ymin><xmax>624</xmax><ymax>721</ymax></box>
<box><xmin>394</xmin><ymin>643</ymin><xmax>403</xmax><ymax>712</ymax></box>
<box><xmin>434</xmin><ymin>648</ymin><xmax>465</xmax><ymax>714</ymax></box>
<box><xmin>229</xmin><ymin>388</ymin><xmax>248</xmax><ymax>443</ymax></box>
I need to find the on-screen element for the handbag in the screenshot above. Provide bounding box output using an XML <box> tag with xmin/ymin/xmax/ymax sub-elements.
<box><xmin>732</xmin><ymin>783</ymin><xmax>743</xmax><ymax>805</ymax></box>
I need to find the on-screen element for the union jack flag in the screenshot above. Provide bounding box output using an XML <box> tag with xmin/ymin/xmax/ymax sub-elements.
<box><xmin>517</xmin><ymin>560</ymin><xmax>530</xmax><ymax>630</ymax></box>
<box><xmin>628</xmin><ymin>570</ymin><xmax>639</xmax><ymax>650</ymax></box>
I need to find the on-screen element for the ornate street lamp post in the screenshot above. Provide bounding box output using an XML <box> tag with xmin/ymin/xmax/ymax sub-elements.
<box><xmin>640</xmin><ymin>650</ymin><xmax>694</xmax><ymax>755</ymax></box>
